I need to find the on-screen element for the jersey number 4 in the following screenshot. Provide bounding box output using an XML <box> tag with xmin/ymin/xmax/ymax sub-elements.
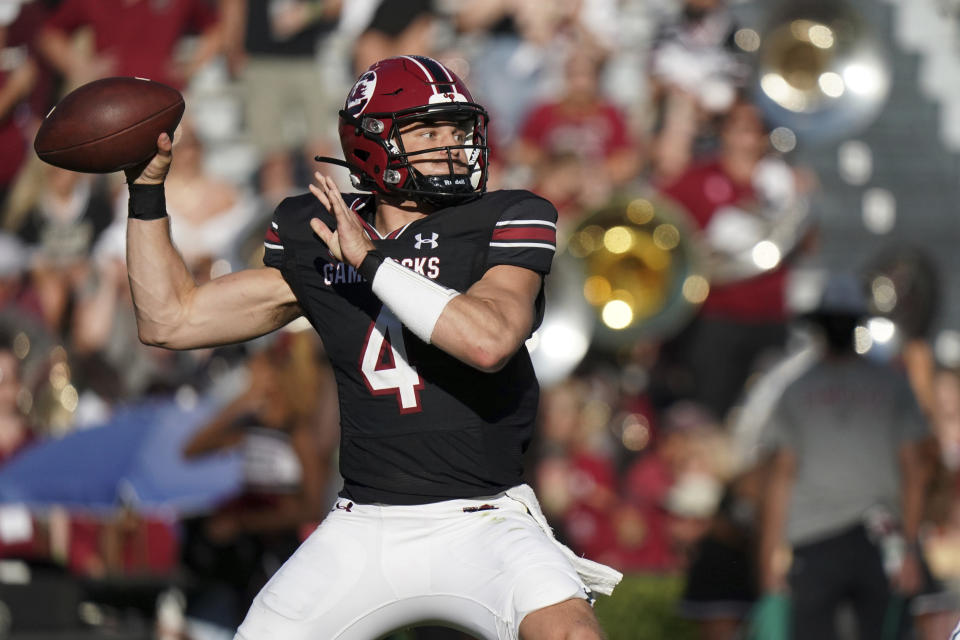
<box><xmin>360</xmin><ymin>308</ymin><xmax>424</xmax><ymax>413</ymax></box>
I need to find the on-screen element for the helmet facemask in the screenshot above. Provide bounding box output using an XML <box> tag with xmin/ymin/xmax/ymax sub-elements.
<box><xmin>386</xmin><ymin>107</ymin><xmax>488</xmax><ymax>207</ymax></box>
<box><xmin>343</xmin><ymin>103</ymin><xmax>489</xmax><ymax>208</ymax></box>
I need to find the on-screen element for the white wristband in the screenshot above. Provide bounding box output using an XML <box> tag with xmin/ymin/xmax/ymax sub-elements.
<box><xmin>370</xmin><ymin>258</ymin><xmax>460</xmax><ymax>343</ymax></box>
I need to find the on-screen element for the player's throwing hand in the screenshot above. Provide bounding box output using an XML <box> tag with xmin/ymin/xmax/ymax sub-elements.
<box><xmin>125</xmin><ymin>132</ymin><xmax>173</xmax><ymax>185</ymax></box>
<box><xmin>308</xmin><ymin>172</ymin><xmax>374</xmax><ymax>267</ymax></box>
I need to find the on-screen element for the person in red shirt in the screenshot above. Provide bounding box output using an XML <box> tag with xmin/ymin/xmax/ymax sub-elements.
<box><xmin>0</xmin><ymin>13</ymin><xmax>37</xmax><ymax>212</ymax></box>
<box><xmin>37</xmin><ymin>0</ymin><xmax>221</xmax><ymax>90</ymax></box>
<box><xmin>512</xmin><ymin>49</ymin><xmax>642</xmax><ymax>222</ymax></box>
<box><xmin>655</xmin><ymin>97</ymin><xmax>814</xmax><ymax>421</ymax></box>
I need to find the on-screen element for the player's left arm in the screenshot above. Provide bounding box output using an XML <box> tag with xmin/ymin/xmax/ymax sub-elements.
<box><xmin>308</xmin><ymin>174</ymin><xmax>543</xmax><ymax>373</ymax></box>
<box><xmin>430</xmin><ymin>264</ymin><xmax>541</xmax><ymax>372</ymax></box>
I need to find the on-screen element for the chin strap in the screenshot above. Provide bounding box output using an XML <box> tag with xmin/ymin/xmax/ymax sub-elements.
<box><xmin>314</xmin><ymin>155</ymin><xmax>377</xmax><ymax>191</ymax></box>
<box><xmin>314</xmin><ymin>155</ymin><xmax>363</xmax><ymax>173</ymax></box>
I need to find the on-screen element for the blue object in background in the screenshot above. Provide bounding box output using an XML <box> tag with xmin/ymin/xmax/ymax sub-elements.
<box><xmin>0</xmin><ymin>397</ymin><xmax>243</xmax><ymax>515</ymax></box>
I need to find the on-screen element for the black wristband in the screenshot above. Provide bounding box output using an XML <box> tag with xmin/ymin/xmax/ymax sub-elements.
<box><xmin>359</xmin><ymin>249</ymin><xmax>385</xmax><ymax>282</ymax></box>
<box><xmin>128</xmin><ymin>183</ymin><xmax>168</xmax><ymax>220</ymax></box>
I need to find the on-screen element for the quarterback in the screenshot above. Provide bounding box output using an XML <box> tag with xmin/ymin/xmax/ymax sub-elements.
<box><xmin>125</xmin><ymin>56</ymin><xmax>621</xmax><ymax>639</ymax></box>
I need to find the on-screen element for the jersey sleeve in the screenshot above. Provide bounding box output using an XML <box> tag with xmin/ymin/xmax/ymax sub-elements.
<box><xmin>263</xmin><ymin>194</ymin><xmax>341</xmax><ymax>271</ymax></box>
<box><xmin>486</xmin><ymin>195</ymin><xmax>557</xmax><ymax>275</ymax></box>
<box><xmin>262</xmin><ymin>206</ymin><xmax>285</xmax><ymax>270</ymax></box>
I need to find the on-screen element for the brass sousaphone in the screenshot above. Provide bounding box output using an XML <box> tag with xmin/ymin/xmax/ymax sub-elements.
<box><xmin>753</xmin><ymin>0</ymin><xmax>891</xmax><ymax>144</ymax></box>
<box><xmin>528</xmin><ymin>0</ymin><xmax>889</xmax><ymax>384</ymax></box>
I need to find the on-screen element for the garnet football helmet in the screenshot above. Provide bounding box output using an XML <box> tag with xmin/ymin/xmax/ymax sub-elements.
<box><xmin>317</xmin><ymin>56</ymin><xmax>489</xmax><ymax>207</ymax></box>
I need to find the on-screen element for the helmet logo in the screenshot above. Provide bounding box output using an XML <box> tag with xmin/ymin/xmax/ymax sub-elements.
<box><xmin>346</xmin><ymin>71</ymin><xmax>377</xmax><ymax>117</ymax></box>
<box><xmin>414</xmin><ymin>233</ymin><xmax>439</xmax><ymax>250</ymax></box>
<box><xmin>428</xmin><ymin>91</ymin><xmax>468</xmax><ymax>105</ymax></box>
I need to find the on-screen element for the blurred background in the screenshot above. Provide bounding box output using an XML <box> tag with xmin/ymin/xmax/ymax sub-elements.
<box><xmin>2</xmin><ymin>0</ymin><xmax>960</xmax><ymax>638</ymax></box>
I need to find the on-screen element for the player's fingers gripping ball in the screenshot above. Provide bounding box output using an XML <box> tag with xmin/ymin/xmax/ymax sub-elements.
<box><xmin>126</xmin><ymin>131</ymin><xmax>174</xmax><ymax>185</ymax></box>
<box><xmin>34</xmin><ymin>77</ymin><xmax>184</xmax><ymax>174</ymax></box>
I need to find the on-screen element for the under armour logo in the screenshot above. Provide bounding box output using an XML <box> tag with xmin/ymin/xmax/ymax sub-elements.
<box><xmin>414</xmin><ymin>232</ymin><xmax>439</xmax><ymax>250</ymax></box>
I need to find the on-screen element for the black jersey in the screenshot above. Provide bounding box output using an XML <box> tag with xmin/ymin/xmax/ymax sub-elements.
<box><xmin>263</xmin><ymin>190</ymin><xmax>557</xmax><ymax>504</ymax></box>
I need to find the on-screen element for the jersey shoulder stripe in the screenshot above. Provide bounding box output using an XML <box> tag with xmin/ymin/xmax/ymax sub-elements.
<box><xmin>495</xmin><ymin>219</ymin><xmax>557</xmax><ymax>228</ymax></box>
<box><xmin>263</xmin><ymin>219</ymin><xmax>284</xmax><ymax>269</ymax></box>
<box><xmin>265</xmin><ymin>225</ymin><xmax>281</xmax><ymax>245</ymax></box>
<box><xmin>492</xmin><ymin>226</ymin><xmax>556</xmax><ymax>242</ymax></box>
<box><xmin>484</xmin><ymin>190</ymin><xmax>558</xmax><ymax>274</ymax></box>
<box><xmin>263</xmin><ymin>193</ymin><xmax>324</xmax><ymax>269</ymax></box>
<box><xmin>263</xmin><ymin>192</ymin><xmax>375</xmax><ymax>269</ymax></box>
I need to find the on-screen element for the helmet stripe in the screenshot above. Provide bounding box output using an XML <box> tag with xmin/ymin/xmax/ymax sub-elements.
<box><xmin>400</xmin><ymin>55</ymin><xmax>438</xmax><ymax>95</ymax></box>
<box><xmin>416</xmin><ymin>56</ymin><xmax>455</xmax><ymax>95</ymax></box>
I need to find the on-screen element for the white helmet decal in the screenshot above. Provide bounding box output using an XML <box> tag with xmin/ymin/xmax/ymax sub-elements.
<box><xmin>346</xmin><ymin>71</ymin><xmax>377</xmax><ymax>117</ymax></box>
<box><xmin>428</xmin><ymin>91</ymin><xmax>469</xmax><ymax>104</ymax></box>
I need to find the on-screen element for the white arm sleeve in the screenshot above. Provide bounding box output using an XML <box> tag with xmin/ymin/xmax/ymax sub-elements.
<box><xmin>370</xmin><ymin>258</ymin><xmax>460</xmax><ymax>344</ymax></box>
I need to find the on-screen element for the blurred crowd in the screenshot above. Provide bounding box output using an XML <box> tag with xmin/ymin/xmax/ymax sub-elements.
<box><xmin>2</xmin><ymin>0</ymin><xmax>960</xmax><ymax>639</ymax></box>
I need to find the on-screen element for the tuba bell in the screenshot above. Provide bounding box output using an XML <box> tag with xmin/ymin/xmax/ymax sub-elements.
<box><xmin>527</xmin><ymin>191</ymin><xmax>709</xmax><ymax>387</ymax></box>
<box><xmin>752</xmin><ymin>0</ymin><xmax>891</xmax><ymax>144</ymax></box>
<box><xmin>564</xmin><ymin>193</ymin><xmax>710</xmax><ymax>348</ymax></box>
<box><xmin>527</xmin><ymin>179</ymin><xmax>812</xmax><ymax>386</ymax></box>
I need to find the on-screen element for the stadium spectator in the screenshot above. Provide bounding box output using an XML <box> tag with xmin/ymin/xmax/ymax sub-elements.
<box><xmin>758</xmin><ymin>272</ymin><xmax>930</xmax><ymax>640</ymax></box>
<box><xmin>512</xmin><ymin>48</ymin><xmax>642</xmax><ymax>222</ymax></box>
<box><xmin>654</xmin><ymin>96</ymin><xmax>813</xmax><ymax>421</ymax></box>
<box><xmin>351</xmin><ymin>0</ymin><xmax>437</xmax><ymax>76</ymax></box>
<box><xmin>0</xmin><ymin>335</ymin><xmax>34</xmax><ymax>465</ymax></box>
<box><xmin>10</xmin><ymin>166</ymin><xmax>113</xmax><ymax>335</ymax></box>
<box><xmin>219</xmin><ymin>0</ymin><xmax>346</xmax><ymax>206</ymax></box>
<box><xmin>161</xmin><ymin>120</ymin><xmax>258</xmax><ymax>267</ymax></box>
<box><xmin>0</xmin><ymin>10</ymin><xmax>37</xmax><ymax>214</ymax></box>
<box><xmin>647</xmin><ymin>0</ymin><xmax>746</xmax><ymax>180</ymax></box>
<box><xmin>14</xmin><ymin>167</ymin><xmax>113</xmax><ymax>260</ymax></box>
<box><xmin>678</xmin><ymin>467</ymin><xmax>763</xmax><ymax>640</ymax></box>
<box><xmin>0</xmin><ymin>232</ymin><xmax>44</xmax><ymax>328</ymax></box>
<box><xmin>37</xmin><ymin>0</ymin><xmax>222</xmax><ymax>90</ymax></box>
<box><xmin>180</xmin><ymin>333</ymin><xmax>337</xmax><ymax>638</ymax></box>
<box><xmin>450</xmin><ymin>0</ymin><xmax>619</xmax><ymax>154</ymax></box>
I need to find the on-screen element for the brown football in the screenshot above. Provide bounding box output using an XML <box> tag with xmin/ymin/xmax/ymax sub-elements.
<box><xmin>34</xmin><ymin>77</ymin><xmax>185</xmax><ymax>173</ymax></box>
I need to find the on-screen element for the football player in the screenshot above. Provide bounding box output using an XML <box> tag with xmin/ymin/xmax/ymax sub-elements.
<box><xmin>125</xmin><ymin>55</ymin><xmax>621</xmax><ymax>639</ymax></box>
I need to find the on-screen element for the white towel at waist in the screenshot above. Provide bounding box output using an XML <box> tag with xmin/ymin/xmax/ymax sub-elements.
<box><xmin>505</xmin><ymin>484</ymin><xmax>623</xmax><ymax>596</ymax></box>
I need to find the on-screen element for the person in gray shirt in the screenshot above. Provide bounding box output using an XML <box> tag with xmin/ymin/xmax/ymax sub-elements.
<box><xmin>757</xmin><ymin>272</ymin><xmax>929</xmax><ymax>640</ymax></box>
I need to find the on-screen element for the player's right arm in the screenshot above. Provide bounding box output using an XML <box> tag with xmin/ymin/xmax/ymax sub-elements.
<box><xmin>126</xmin><ymin>134</ymin><xmax>301</xmax><ymax>350</ymax></box>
